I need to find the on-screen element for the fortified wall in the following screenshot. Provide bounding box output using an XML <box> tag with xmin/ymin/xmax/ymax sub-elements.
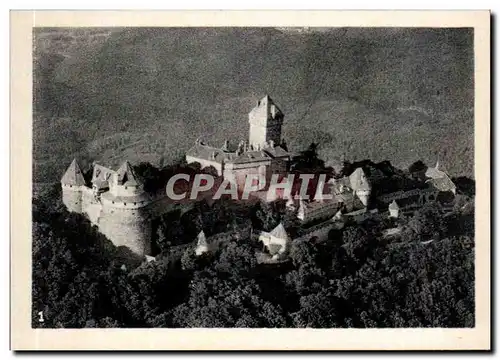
<box><xmin>60</xmin><ymin>159</ymin><xmax>181</xmax><ymax>256</ymax></box>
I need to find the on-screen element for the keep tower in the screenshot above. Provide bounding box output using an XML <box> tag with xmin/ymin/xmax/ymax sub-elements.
<box><xmin>248</xmin><ymin>95</ymin><xmax>284</xmax><ymax>149</ymax></box>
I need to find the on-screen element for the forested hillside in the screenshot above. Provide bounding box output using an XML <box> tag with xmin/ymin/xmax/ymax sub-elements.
<box><xmin>33</xmin><ymin>27</ymin><xmax>474</xmax><ymax>183</ymax></box>
<box><xmin>32</xmin><ymin>182</ymin><xmax>475</xmax><ymax>328</ymax></box>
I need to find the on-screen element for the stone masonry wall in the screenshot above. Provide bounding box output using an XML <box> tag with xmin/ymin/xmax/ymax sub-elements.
<box><xmin>62</xmin><ymin>186</ymin><xmax>83</xmax><ymax>213</ymax></box>
<box><xmin>97</xmin><ymin>206</ymin><xmax>152</xmax><ymax>256</ymax></box>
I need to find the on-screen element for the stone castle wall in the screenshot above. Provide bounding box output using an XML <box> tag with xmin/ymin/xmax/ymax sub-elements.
<box><xmin>62</xmin><ymin>185</ymin><xmax>83</xmax><ymax>213</ymax></box>
<box><xmin>63</xmin><ymin>186</ymin><xmax>155</xmax><ymax>256</ymax></box>
<box><xmin>97</xmin><ymin>206</ymin><xmax>152</xmax><ymax>256</ymax></box>
<box><xmin>64</xmin><ymin>186</ymin><xmax>201</xmax><ymax>256</ymax></box>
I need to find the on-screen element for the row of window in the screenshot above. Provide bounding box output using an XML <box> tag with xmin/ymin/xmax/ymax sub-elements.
<box><xmin>110</xmin><ymin>200</ymin><xmax>144</xmax><ymax>206</ymax></box>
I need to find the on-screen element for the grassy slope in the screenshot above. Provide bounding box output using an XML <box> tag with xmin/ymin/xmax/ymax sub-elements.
<box><xmin>33</xmin><ymin>27</ymin><xmax>474</xmax><ymax>183</ymax></box>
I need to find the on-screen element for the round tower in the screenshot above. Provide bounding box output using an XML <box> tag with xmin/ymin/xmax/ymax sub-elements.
<box><xmin>109</xmin><ymin>161</ymin><xmax>146</xmax><ymax>198</ymax></box>
<box><xmin>61</xmin><ymin>159</ymin><xmax>86</xmax><ymax>213</ymax></box>
<box><xmin>98</xmin><ymin>161</ymin><xmax>153</xmax><ymax>256</ymax></box>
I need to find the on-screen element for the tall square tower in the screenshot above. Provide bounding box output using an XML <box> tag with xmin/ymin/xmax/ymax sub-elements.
<box><xmin>248</xmin><ymin>95</ymin><xmax>284</xmax><ymax>149</ymax></box>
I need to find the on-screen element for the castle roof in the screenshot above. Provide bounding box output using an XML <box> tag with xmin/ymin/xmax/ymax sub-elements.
<box><xmin>231</xmin><ymin>149</ymin><xmax>272</xmax><ymax>164</ymax></box>
<box><xmin>389</xmin><ymin>200</ymin><xmax>399</xmax><ymax>210</ymax></box>
<box><xmin>250</xmin><ymin>95</ymin><xmax>284</xmax><ymax>120</ymax></box>
<box><xmin>61</xmin><ymin>159</ymin><xmax>86</xmax><ymax>186</ymax></box>
<box><xmin>196</xmin><ymin>230</ymin><xmax>208</xmax><ymax>246</ymax></box>
<box><xmin>186</xmin><ymin>143</ymin><xmax>234</xmax><ymax>164</ymax></box>
<box><xmin>299</xmin><ymin>198</ymin><xmax>338</xmax><ymax>211</ymax></box>
<box><xmin>186</xmin><ymin>142</ymin><xmax>289</xmax><ymax>165</ymax></box>
<box><xmin>425</xmin><ymin>161</ymin><xmax>456</xmax><ymax>193</ymax></box>
<box><xmin>349</xmin><ymin>167</ymin><xmax>371</xmax><ymax>191</ymax></box>
<box><xmin>93</xmin><ymin>179</ymin><xmax>109</xmax><ymax>190</ymax></box>
<box><xmin>92</xmin><ymin>164</ymin><xmax>115</xmax><ymax>184</ymax></box>
<box><xmin>269</xmin><ymin>223</ymin><xmax>289</xmax><ymax>241</ymax></box>
<box><xmin>426</xmin><ymin>176</ymin><xmax>456</xmax><ymax>193</ymax></box>
<box><xmin>262</xmin><ymin>145</ymin><xmax>290</xmax><ymax>159</ymax></box>
<box><xmin>425</xmin><ymin>160</ymin><xmax>445</xmax><ymax>179</ymax></box>
<box><xmin>116</xmin><ymin>161</ymin><xmax>141</xmax><ymax>186</ymax></box>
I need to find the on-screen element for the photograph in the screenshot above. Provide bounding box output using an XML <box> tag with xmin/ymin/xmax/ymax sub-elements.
<box><xmin>11</xmin><ymin>10</ymin><xmax>491</xmax><ymax>350</ymax></box>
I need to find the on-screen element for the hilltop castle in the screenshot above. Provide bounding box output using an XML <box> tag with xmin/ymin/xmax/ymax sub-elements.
<box><xmin>61</xmin><ymin>95</ymin><xmax>293</xmax><ymax>256</ymax></box>
<box><xmin>186</xmin><ymin>95</ymin><xmax>291</xmax><ymax>189</ymax></box>
<box><xmin>61</xmin><ymin>95</ymin><xmax>457</xmax><ymax>260</ymax></box>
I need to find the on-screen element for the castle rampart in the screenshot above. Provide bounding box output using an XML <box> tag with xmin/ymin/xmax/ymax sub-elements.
<box><xmin>97</xmin><ymin>207</ymin><xmax>152</xmax><ymax>256</ymax></box>
<box><xmin>61</xmin><ymin>184</ymin><xmax>84</xmax><ymax>213</ymax></box>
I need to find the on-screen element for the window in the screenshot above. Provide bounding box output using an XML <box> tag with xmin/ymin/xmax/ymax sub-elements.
<box><xmin>125</xmin><ymin>186</ymin><xmax>128</xmax><ymax>190</ymax></box>
<box><xmin>124</xmin><ymin>203</ymin><xmax>127</xmax><ymax>206</ymax></box>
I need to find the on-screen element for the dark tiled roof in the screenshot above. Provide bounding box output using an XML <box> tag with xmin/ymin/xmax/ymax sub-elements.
<box><xmin>186</xmin><ymin>143</ymin><xmax>234</xmax><ymax>164</ymax></box>
<box><xmin>427</xmin><ymin>177</ymin><xmax>456</xmax><ymax>193</ymax></box>
<box><xmin>186</xmin><ymin>142</ymin><xmax>288</xmax><ymax>165</ymax></box>
<box><xmin>231</xmin><ymin>150</ymin><xmax>271</xmax><ymax>164</ymax></box>
<box><xmin>61</xmin><ymin>159</ymin><xmax>86</xmax><ymax>186</ymax></box>
<box><xmin>267</xmin><ymin>244</ymin><xmax>283</xmax><ymax>255</ymax></box>
<box><xmin>263</xmin><ymin>145</ymin><xmax>290</xmax><ymax>158</ymax></box>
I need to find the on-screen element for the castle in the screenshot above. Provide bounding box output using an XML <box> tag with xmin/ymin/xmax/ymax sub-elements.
<box><xmin>61</xmin><ymin>95</ymin><xmax>457</xmax><ymax>261</ymax></box>
<box><xmin>61</xmin><ymin>159</ymin><xmax>156</xmax><ymax>255</ymax></box>
<box><xmin>61</xmin><ymin>95</ymin><xmax>293</xmax><ymax>257</ymax></box>
<box><xmin>185</xmin><ymin>95</ymin><xmax>291</xmax><ymax>189</ymax></box>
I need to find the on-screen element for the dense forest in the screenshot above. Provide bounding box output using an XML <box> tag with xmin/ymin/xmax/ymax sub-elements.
<box><xmin>32</xmin><ymin>170</ymin><xmax>475</xmax><ymax>328</ymax></box>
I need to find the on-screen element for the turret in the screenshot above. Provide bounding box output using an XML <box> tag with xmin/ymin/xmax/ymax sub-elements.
<box><xmin>297</xmin><ymin>199</ymin><xmax>307</xmax><ymax>221</ymax></box>
<box><xmin>388</xmin><ymin>200</ymin><xmax>400</xmax><ymax>218</ymax></box>
<box><xmin>349</xmin><ymin>168</ymin><xmax>371</xmax><ymax>207</ymax></box>
<box><xmin>110</xmin><ymin>161</ymin><xmax>145</xmax><ymax>198</ymax></box>
<box><xmin>248</xmin><ymin>95</ymin><xmax>284</xmax><ymax>149</ymax></box>
<box><xmin>195</xmin><ymin>230</ymin><xmax>209</xmax><ymax>256</ymax></box>
<box><xmin>61</xmin><ymin>159</ymin><xmax>86</xmax><ymax>213</ymax></box>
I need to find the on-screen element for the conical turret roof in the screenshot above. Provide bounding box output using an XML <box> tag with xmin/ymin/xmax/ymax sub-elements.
<box><xmin>116</xmin><ymin>161</ymin><xmax>141</xmax><ymax>186</ymax></box>
<box><xmin>349</xmin><ymin>167</ymin><xmax>371</xmax><ymax>191</ymax></box>
<box><xmin>389</xmin><ymin>200</ymin><xmax>399</xmax><ymax>210</ymax></box>
<box><xmin>197</xmin><ymin>230</ymin><xmax>207</xmax><ymax>246</ymax></box>
<box><xmin>270</xmin><ymin>223</ymin><xmax>289</xmax><ymax>241</ymax></box>
<box><xmin>61</xmin><ymin>159</ymin><xmax>86</xmax><ymax>186</ymax></box>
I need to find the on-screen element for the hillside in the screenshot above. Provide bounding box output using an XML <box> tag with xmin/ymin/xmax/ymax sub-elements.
<box><xmin>33</xmin><ymin>27</ymin><xmax>474</xmax><ymax>183</ymax></box>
